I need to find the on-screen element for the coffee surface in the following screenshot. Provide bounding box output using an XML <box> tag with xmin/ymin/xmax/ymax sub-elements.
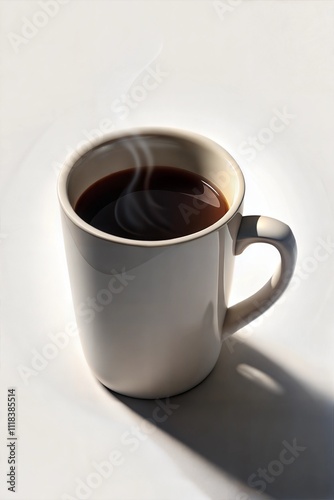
<box><xmin>75</xmin><ymin>166</ymin><xmax>229</xmax><ymax>240</ymax></box>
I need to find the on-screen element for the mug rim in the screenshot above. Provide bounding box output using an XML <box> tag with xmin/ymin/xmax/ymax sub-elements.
<box><xmin>57</xmin><ymin>127</ymin><xmax>245</xmax><ymax>247</ymax></box>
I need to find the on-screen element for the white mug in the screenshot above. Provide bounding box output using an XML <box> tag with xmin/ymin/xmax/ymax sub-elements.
<box><xmin>58</xmin><ymin>128</ymin><xmax>297</xmax><ymax>398</ymax></box>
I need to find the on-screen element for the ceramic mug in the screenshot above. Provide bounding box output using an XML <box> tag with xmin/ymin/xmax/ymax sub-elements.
<box><xmin>58</xmin><ymin>128</ymin><xmax>297</xmax><ymax>398</ymax></box>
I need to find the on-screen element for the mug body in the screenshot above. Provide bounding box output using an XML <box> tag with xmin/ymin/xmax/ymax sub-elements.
<box><xmin>58</xmin><ymin>129</ymin><xmax>245</xmax><ymax>398</ymax></box>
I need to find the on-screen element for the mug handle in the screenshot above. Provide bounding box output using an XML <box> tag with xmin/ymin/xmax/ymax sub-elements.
<box><xmin>223</xmin><ymin>216</ymin><xmax>297</xmax><ymax>336</ymax></box>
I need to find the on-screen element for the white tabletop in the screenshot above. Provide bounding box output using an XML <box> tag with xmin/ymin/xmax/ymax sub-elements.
<box><xmin>1</xmin><ymin>1</ymin><xmax>333</xmax><ymax>499</ymax></box>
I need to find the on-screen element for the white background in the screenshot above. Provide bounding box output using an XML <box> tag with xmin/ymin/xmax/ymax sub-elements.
<box><xmin>0</xmin><ymin>1</ymin><xmax>333</xmax><ymax>499</ymax></box>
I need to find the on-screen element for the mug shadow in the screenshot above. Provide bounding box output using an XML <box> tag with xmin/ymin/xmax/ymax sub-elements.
<box><xmin>103</xmin><ymin>338</ymin><xmax>333</xmax><ymax>500</ymax></box>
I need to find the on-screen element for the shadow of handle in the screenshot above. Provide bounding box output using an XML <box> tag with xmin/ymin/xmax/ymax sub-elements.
<box><xmin>223</xmin><ymin>215</ymin><xmax>297</xmax><ymax>337</ymax></box>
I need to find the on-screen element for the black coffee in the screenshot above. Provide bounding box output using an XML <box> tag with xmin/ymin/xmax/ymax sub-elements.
<box><xmin>75</xmin><ymin>166</ymin><xmax>229</xmax><ymax>240</ymax></box>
